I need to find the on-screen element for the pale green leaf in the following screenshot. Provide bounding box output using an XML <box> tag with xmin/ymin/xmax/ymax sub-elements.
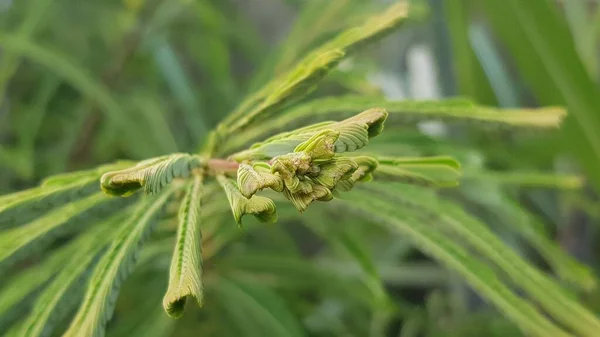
<box><xmin>237</xmin><ymin>163</ymin><xmax>284</xmax><ymax>198</ymax></box>
<box><xmin>63</xmin><ymin>188</ymin><xmax>177</xmax><ymax>337</ymax></box>
<box><xmin>163</xmin><ymin>175</ymin><xmax>204</xmax><ymax>318</ymax></box>
<box><xmin>100</xmin><ymin>153</ymin><xmax>201</xmax><ymax>196</ymax></box>
<box><xmin>230</xmin><ymin>109</ymin><xmax>387</xmax><ymax>161</ymax></box>
<box><xmin>216</xmin><ymin>175</ymin><xmax>277</xmax><ymax>225</ymax></box>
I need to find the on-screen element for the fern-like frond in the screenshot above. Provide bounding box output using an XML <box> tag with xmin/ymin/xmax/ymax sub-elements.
<box><xmin>230</xmin><ymin>109</ymin><xmax>387</xmax><ymax>161</ymax></box>
<box><xmin>0</xmin><ymin>161</ymin><xmax>132</xmax><ymax>230</ymax></box>
<box><xmin>16</xmin><ymin>211</ymin><xmax>131</xmax><ymax>337</ymax></box>
<box><xmin>221</xmin><ymin>96</ymin><xmax>566</xmax><ymax>155</ymax></box>
<box><xmin>100</xmin><ymin>153</ymin><xmax>201</xmax><ymax>196</ymax></box>
<box><xmin>63</xmin><ymin>187</ymin><xmax>177</xmax><ymax>337</ymax></box>
<box><xmin>216</xmin><ymin>175</ymin><xmax>278</xmax><ymax>225</ymax></box>
<box><xmin>0</xmin><ymin>193</ymin><xmax>116</xmax><ymax>274</ymax></box>
<box><xmin>338</xmin><ymin>192</ymin><xmax>570</xmax><ymax>337</ymax></box>
<box><xmin>363</xmin><ymin>182</ymin><xmax>600</xmax><ymax>336</ymax></box>
<box><xmin>373</xmin><ymin>156</ymin><xmax>462</xmax><ymax>187</ymax></box>
<box><xmin>163</xmin><ymin>175</ymin><xmax>204</xmax><ymax>318</ymax></box>
<box><xmin>237</xmin><ymin>163</ymin><xmax>284</xmax><ymax>198</ymax></box>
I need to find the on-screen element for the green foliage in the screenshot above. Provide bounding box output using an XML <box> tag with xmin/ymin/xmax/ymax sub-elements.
<box><xmin>1</xmin><ymin>1</ymin><xmax>599</xmax><ymax>336</ymax></box>
<box><xmin>163</xmin><ymin>176</ymin><xmax>204</xmax><ymax>318</ymax></box>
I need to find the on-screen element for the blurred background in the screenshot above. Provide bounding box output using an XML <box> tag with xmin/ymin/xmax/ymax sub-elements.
<box><xmin>2</xmin><ymin>0</ymin><xmax>600</xmax><ymax>336</ymax></box>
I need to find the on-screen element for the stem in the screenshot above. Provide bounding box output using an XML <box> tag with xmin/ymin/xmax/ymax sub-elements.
<box><xmin>206</xmin><ymin>158</ymin><xmax>239</xmax><ymax>174</ymax></box>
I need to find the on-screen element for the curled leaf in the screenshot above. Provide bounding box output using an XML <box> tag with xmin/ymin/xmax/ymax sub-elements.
<box><xmin>237</xmin><ymin>163</ymin><xmax>284</xmax><ymax>198</ymax></box>
<box><xmin>313</xmin><ymin>157</ymin><xmax>359</xmax><ymax>189</ymax></box>
<box><xmin>337</xmin><ymin>156</ymin><xmax>379</xmax><ymax>191</ymax></box>
<box><xmin>283</xmin><ymin>184</ymin><xmax>332</xmax><ymax>212</ymax></box>
<box><xmin>294</xmin><ymin>129</ymin><xmax>339</xmax><ymax>161</ymax></box>
<box><xmin>101</xmin><ymin>153</ymin><xmax>201</xmax><ymax>197</ymax></box>
<box><xmin>231</xmin><ymin>109</ymin><xmax>388</xmax><ymax>160</ymax></box>
<box><xmin>164</xmin><ymin>175</ymin><xmax>204</xmax><ymax>318</ymax></box>
<box><xmin>217</xmin><ymin>175</ymin><xmax>278</xmax><ymax>225</ymax></box>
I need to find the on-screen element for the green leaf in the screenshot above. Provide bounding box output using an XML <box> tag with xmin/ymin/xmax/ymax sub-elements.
<box><xmin>230</xmin><ymin>109</ymin><xmax>387</xmax><ymax>161</ymax></box>
<box><xmin>0</xmin><ymin>193</ymin><xmax>112</xmax><ymax>273</ymax></box>
<box><xmin>237</xmin><ymin>163</ymin><xmax>284</xmax><ymax>198</ymax></box>
<box><xmin>211</xmin><ymin>1</ymin><xmax>413</xmax><ymax>154</ymax></box>
<box><xmin>221</xmin><ymin>96</ymin><xmax>565</xmax><ymax>155</ymax></box>
<box><xmin>214</xmin><ymin>276</ymin><xmax>306</xmax><ymax>337</ymax></box>
<box><xmin>63</xmin><ymin>188</ymin><xmax>177</xmax><ymax>337</ymax></box>
<box><xmin>373</xmin><ymin>156</ymin><xmax>462</xmax><ymax>187</ymax></box>
<box><xmin>0</xmin><ymin>238</ymin><xmax>75</xmax><ymax>330</ymax></box>
<box><xmin>338</xmin><ymin>192</ymin><xmax>570</xmax><ymax>337</ymax></box>
<box><xmin>364</xmin><ymin>183</ymin><xmax>600</xmax><ymax>336</ymax></box>
<box><xmin>216</xmin><ymin>175</ymin><xmax>278</xmax><ymax>225</ymax></box>
<box><xmin>0</xmin><ymin>33</ymin><xmax>128</xmax><ymax>129</ymax></box>
<box><xmin>0</xmin><ymin>161</ymin><xmax>132</xmax><ymax>229</ymax></box>
<box><xmin>100</xmin><ymin>153</ymin><xmax>201</xmax><ymax>196</ymax></box>
<box><xmin>163</xmin><ymin>175</ymin><xmax>204</xmax><ymax>318</ymax></box>
<box><xmin>480</xmin><ymin>0</ymin><xmax>600</xmax><ymax>192</ymax></box>
<box><xmin>17</xmin><ymin>211</ymin><xmax>131</xmax><ymax>337</ymax></box>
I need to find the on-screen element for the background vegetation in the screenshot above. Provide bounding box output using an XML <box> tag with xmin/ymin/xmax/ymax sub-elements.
<box><xmin>1</xmin><ymin>0</ymin><xmax>600</xmax><ymax>336</ymax></box>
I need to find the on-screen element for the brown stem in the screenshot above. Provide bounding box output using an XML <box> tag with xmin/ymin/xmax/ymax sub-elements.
<box><xmin>206</xmin><ymin>158</ymin><xmax>240</xmax><ymax>174</ymax></box>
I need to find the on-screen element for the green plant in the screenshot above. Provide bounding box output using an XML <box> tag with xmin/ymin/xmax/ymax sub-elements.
<box><xmin>1</xmin><ymin>1</ymin><xmax>599</xmax><ymax>337</ymax></box>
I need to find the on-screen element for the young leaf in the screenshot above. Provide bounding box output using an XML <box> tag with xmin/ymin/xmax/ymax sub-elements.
<box><xmin>163</xmin><ymin>175</ymin><xmax>204</xmax><ymax>318</ymax></box>
<box><xmin>237</xmin><ymin>163</ymin><xmax>284</xmax><ymax>198</ymax></box>
<box><xmin>63</xmin><ymin>188</ymin><xmax>177</xmax><ymax>337</ymax></box>
<box><xmin>216</xmin><ymin>175</ymin><xmax>278</xmax><ymax>225</ymax></box>
<box><xmin>338</xmin><ymin>193</ymin><xmax>570</xmax><ymax>337</ymax></box>
<box><xmin>100</xmin><ymin>153</ymin><xmax>201</xmax><ymax>196</ymax></box>
<box><xmin>17</xmin><ymin>211</ymin><xmax>131</xmax><ymax>337</ymax></box>
<box><xmin>0</xmin><ymin>193</ymin><xmax>113</xmax><ymax>273</ymax></box>
<box><xmin>373</xmin><ymin>156</ymin><xmax>462</xmax><ymax>187</ymax></box>
<box><xmin>231</xmin><ymin>109</ymin><xmax>387</xmax><ymax>161</ymax></box>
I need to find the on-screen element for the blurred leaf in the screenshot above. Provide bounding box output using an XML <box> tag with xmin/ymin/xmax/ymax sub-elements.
<box><xmin>480</xmin><ymin>0</ymin><xmax>600</xmax><ymax>192</ymax></box>
<box><xmin>444</xmin><ymin>0</ymin><xmax>497</xmax><ymax>104</ymax></box>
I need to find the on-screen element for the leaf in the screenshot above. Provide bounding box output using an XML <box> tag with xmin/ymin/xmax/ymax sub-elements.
<box><xmin>237</xmin><ymin>162</ymin><xmax>284</xmax><ymax>198</ymax></box>
<box><xmin>100</xmin><ymin>153</ymin><xmax>201</xmax><ymax>196</ymax></box>
<box><xmin>373</xmin><ymin>156</ymin><xmax>462</xmax><ymax>187</ymax></box>
<box><xmin>0</xmin><ymin>161</ymin><xmax>132</xmax><ymax>230</ymax></box>
<box><xmin>337</xmin><ymin>192</ymin><xmax>570</xmax><ymax>337</ymax></box>
<box><xmin>216</xmin><ymin>175</ymin><xmax>277</xmax><ymax>225</ymax></box>
<box><xmin>364</xmin><ymin>182</ymin><xmax>600</xmax><ymax>336</ymax></box>
<box><xmin>63</xmin><ymin>188</ymin><xmax>177</xmax><ymax>337</ymax></box>
<box><xmin>0</xmin><ymin>193</ymin><xmax>114</xmax><ymax>274</ymax></box>
<box><xmin>230</xmin><ymin>109</ymin><xmax>387</xmax><ymax>161</ymax></box>
<box><xmin>17</xmin><ymin>211</ymin><xmax>131</xmax><ymax>337</ymax></box>
<box><xmin>0</xmin><ymin>33</ymin><xmax>128</xmax><ymax>128</ymax></box>
<box><xmin>221</xmin><ymin>96</ymin><xmax>566</xmax><ymax>156</ymax></box>
<box><xmin>0</xmin><ymin>239</ymin><xmax>74</xmax><ymax>330</ymax></box>
<box><xmin>214</xmin><ymin>276</ymin><xmax>306</xmax><ymax>337</ymax></box>
<box><xmin>480</xmin><ymin>0</ymin><xmax>600</xmax><ymax>192</ymax></box>
<box><xmin>163</xmin><ymin>175</ymin><xmax>204</xmax><ymax>318</ymax></box>
<box><xmin>211</xmin><ymin>1</ymin><xmax>413</xmax><ymax>154</ymax></box>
